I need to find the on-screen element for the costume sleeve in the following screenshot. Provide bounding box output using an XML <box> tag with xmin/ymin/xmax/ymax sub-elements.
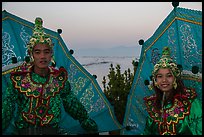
<box><xmin>187</xmin><ymin>98</ymin><xmax>202</xmax><ymax>135</ymax></box>
<box><xmin>2</xmin><ymin>81</ymin><xmax>18</xmax><ymax>132</ymax></box>
<box><xmin>60</xmin><ymin>81</ymin><xmax>98</xmax><ymax>133</ymax></box>
<box><xmin>142</xmin><ymin>115</ymin><xmax>158</xmax><ymax>135</ymax></box>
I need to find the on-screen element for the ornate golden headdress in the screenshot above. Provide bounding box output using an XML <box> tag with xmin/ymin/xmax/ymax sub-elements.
<box><xmin>27</xmin><ymin>17</ymin><xmax>54</xmax><ymax>62</ymax></box>
<box><xmin>152</xmin><ymin>47</ymin><xmax>181</xmax><ymax>79</ymax></box>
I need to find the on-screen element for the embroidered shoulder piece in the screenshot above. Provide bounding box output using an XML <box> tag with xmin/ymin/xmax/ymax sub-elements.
<box><xmin>143</xmin><ymin>88</ymin><xmax>196</xmax><ymax>135</ymax></box>
<box><xmin>10</xmin><ymin>64</ymin><xmax>68</xmax><ymax>99</ymax></box>
<box><xmin>144</xmin><ymin>95</ymin><xmax>161</xmax><ymax>122</ymax></box>
<box><xmin>10</xmin><ymin>64</ymin><xmax>68</xmax><ymax>126</ymax></box>
<box><xmin>181</xmin><ymin>88</ymin><xmax>197</xmax><ymax>100</ymax></box>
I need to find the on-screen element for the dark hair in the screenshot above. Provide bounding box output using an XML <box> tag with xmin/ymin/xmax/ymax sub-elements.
<box><xmin>153</xmin><ymin>77</ymin><xmax>185</xmax><ymax>110</ymax></box>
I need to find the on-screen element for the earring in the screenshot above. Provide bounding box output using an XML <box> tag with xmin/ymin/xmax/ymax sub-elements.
<box><xmin>51</xmin><ymin>57</ymin><xmax>56</xmax><ymax>67</ymax></box>
<box><xmin>153</xmin><ymin>79</ymin><xmax>159</xmax><ymax>88</ymax></box>
<box><xmin>30</xmin><ymin>55</ymin><xmax>34</xmax><ymax>62</ymax></box>
<box><xmin>148</xmin><ymin>84</ymin><xmax>153</xmax><ymax>90</ymax></box>
<box><xmin>173</xmin><ymin>79</ymin><xmax>177</xmax><ymax>89</ymax></box>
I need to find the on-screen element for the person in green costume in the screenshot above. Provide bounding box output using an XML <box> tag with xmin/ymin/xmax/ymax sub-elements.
<box><xmin>2</xmin><ymin>17</ymin><xmax>98</xmax><ymax>135</ymax></box>
<box><xmin>143</xmin><ymin>47</ymin><xmax>202</xmax><ymax>135</ymax></box>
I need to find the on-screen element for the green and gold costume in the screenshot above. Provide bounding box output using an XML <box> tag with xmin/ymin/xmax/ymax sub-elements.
<box><xmin>143</xmin><ymin>47</ymin><xmax>202</xmax><ymax>135</ymax></box>
<box><xmin>143</xmin><ymin>87</ymin><xmax>202</xmax><ymax>135</ymax></box>
<box><xmin>2</xmin><ymin>63</ymin><xmax>98</xmax><ymax>134</ymax></box>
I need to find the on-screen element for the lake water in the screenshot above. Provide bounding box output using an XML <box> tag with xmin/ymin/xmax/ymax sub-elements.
<box><xmin>75</xmin><ymin>56</ymin><xmax>139</xmax><ymax>90</ymax></box>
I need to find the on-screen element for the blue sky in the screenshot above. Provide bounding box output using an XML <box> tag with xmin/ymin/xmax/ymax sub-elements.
<box><xmin>2</xmin><ymin>2</ymin><xmax>202</xmax><ymax>51</ymax></box>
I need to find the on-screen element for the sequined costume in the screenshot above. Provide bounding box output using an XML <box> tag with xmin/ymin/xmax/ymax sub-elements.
<box><xmin>2</xmin><ymin>62</ymin><xmax>98</xmax><ymax>134</ymax></box>
<box><xmin>143</xmin><ymin>88</ymin><xmax>202</xmax><ymax>135</ymax></box>
<box><xmin>142</xmin><ymin>47</ymin><xmax>202</xmax><ymax>135</ymax></box>
<box><xmin>2</xmin><ymin>17</ymin><xmax>98</xmax><ymax>135</ymax></box>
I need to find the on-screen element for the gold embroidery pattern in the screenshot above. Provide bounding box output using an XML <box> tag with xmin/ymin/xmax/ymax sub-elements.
<box><xmin>144</xmin><ymin>89</ymin><xmax>196</xmax><ymax>135</ymax></box>
<box><xmin>11</xmin><ymin>65</ymin><xmax>68</xmax><ymax>125</ymax></box>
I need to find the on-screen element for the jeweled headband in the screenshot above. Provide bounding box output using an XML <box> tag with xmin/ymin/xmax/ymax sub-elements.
<box><xmin>27</xmin><ymin>17</ymin><xmax>53</xmax><ymax>61</ymax></box>
<box><xmin>152</xmin><ymin>46</ymin><xmax>181</xmax><ymax>78</ymax></box>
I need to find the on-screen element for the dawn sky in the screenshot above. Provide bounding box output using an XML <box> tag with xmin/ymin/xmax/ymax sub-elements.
<box><xmin>2</xmin><ymin>2</ymin><xmax>202</xmax><ymax>51</ymax></box>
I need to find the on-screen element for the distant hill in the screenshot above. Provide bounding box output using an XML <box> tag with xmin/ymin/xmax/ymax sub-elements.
<box><xmin>73</xmin><ymin>46</ymin><xmax>141</xmax><ymax>57</ymax></box>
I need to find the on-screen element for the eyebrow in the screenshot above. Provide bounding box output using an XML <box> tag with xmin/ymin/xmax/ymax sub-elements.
<box><xmin>33</xmin><ymin>49</ymin><xmax>51</xmax><ymax>52</ymax></box>
<box><xmin>157</xmin><ymin>72</ymin><xmax>172</xmax><ymax>75</ymax></box>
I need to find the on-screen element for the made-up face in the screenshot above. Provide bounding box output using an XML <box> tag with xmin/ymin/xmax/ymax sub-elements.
<box><xmin>32</xmin><ymin>43</ymin><xmax>52</xmax><ymax>69</ymax></box>
<box><xmin>155</xmin><ymin>68</ymin><xmax>175</xmax><ymax>93</ymax></box>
